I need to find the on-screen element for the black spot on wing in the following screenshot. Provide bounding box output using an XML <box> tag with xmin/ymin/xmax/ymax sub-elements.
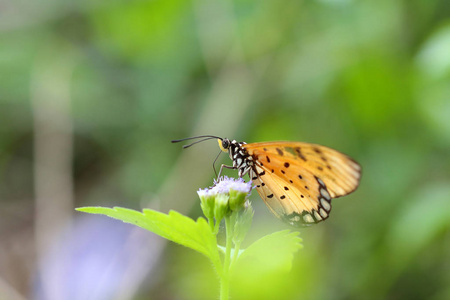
<box><xmin>294</xmin><ymin>147</ymin><xmax>307</xmax><ymax>161</ymax></box>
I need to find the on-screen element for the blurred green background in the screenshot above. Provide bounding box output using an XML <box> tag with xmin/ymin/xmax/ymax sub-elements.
<box><xmin>1</xmin><ymin>0</ymin><xmax>449</xmax><ymax>299</ymax></box>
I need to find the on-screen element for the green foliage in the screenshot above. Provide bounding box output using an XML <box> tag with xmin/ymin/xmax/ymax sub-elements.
<box><xmin>77</xmin><ymin>202</ymin><xmax>303</xmax><ymax>300</ymax></box>
<box><xmin>387</xmin><ymin>182</ymin><xmax>450</xmax><ymax>267</ymax></box>
<box><xmin>76</xmin><ymin>207</ymin><xmax>220</xmax><ymax>264</ymax></box>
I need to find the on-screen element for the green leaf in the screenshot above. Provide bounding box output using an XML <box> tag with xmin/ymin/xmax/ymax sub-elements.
<box><xmin>76</xmin><ymin>206</ymin><xmax>221</xmax><ymax>269</ymax></box>
<box><xmin>236</xmin><ymin>230</ymin><xmax>303</xmax><ymax>272</ymax></box>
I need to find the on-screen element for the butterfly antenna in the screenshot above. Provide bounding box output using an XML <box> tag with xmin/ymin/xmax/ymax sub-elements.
<box><xmin>171</xmin><ymin>135</ymin><xmax>223</xmax><ymax>149</ymax></box>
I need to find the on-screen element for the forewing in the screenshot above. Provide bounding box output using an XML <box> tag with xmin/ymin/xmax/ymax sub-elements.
<box><xmin>244</xmin><ymin>141</ymin><xmax>361</xmax><ymax>226</ymax></box>
<box><xmin>245</xmin><ymin>142</ymin><xmax>361</xmax><ymax>198</ymax></box>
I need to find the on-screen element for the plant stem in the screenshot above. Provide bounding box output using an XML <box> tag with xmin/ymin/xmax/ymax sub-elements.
<box><xmin>231</xmin><ymin>241</ymin><xmax>241</xmax><ymax>269</ymax></box>
<box><xmin>207</xmin><ymin>216</ymin><xmax>215</xmax><ymax>232</ymax></box>
<box><xmin>214</xmin><ymin>220</ymin><xmax>221</xmax><ymax>235</ymax></box>
<box><xmin>220</xmin><ymin>215</ymin><xmax>233</xmax><ymax>300</ymax></box>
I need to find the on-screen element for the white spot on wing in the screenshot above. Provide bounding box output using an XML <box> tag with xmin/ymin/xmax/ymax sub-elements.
<box><xmin>317</xmin><ymin>178</ymin><xmax>325</xmax><ymax>187</ymax></box>
<box><xmin>320</xmin><ymin>198</ymin><xmax>331</xmax><ymax>211</ymax></box>
<box><xmin>303</xmin><ymin>214</ymin><xmax>314</xmax><ymax>223</ymax></box>
<box><xmin>292</xmin><ymin>215</ymin><xmax>301</xmax><ymax>222</ymax></box>
<box><xmin>320</xmin><ymin>188</ymin><xmax>331</xmax><ymax>200</ymax></box>
<box><xmin>314</xmin><ymin>210</ymin><xmax>322</xmax><ymax>221</ymax></box>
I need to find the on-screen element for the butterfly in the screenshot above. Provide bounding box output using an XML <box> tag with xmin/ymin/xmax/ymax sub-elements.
<box><xmin>172</xmin><ymin>135</ymin><xmax>361</xmax><ymax>227</ymax></box>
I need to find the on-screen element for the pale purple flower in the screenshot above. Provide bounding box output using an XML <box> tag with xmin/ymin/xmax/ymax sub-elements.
<box><xmin>212</xmin><ymin>176</ymin><xmax>252</xmax><ymax>195</ymax></box>
<box><xmin>198</xmin><ymin>176</ymin><xmax>253</xmax><ymax>220</ymax></box>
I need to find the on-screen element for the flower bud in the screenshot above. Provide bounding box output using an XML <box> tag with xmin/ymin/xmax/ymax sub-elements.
<box><xmin>229</xmin><ymin>188</ymin><xmax>248</xmax><ymax>211</ymax></box>
<box><xmin>198</xmin><ymin>176</ymin><xmax>253</xmax><ymax>223</ymax></box>
<box><xmin>197</xmin><ymin>188</ymin><xmax>215</xmax><ymax>220</ymax></box>
<box><xmin>214</xmin><ymin>193</ymin><xmax>230</xmax><ymax>224</ymax></box>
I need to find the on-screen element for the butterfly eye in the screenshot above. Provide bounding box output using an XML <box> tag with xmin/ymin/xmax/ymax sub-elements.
<box><xmin>219</xmin><ymin>138</ymin><xmax>230</xmax><ymax>152</ymax></box>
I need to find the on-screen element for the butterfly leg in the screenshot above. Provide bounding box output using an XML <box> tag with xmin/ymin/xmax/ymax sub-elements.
<box><xmin>217</xmin><ymin>164</ymin><xmax>236</xmax><ymax>179</ymax></box>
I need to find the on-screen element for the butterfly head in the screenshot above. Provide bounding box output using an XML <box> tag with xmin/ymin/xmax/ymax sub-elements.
<box><xmin>218</xmin><ymin>138</ymin><xmax>247</xmax><ymax>157</ymax></box>
<box><xmin>218</xmin><ymin>138</ymin><xmax>231</xmax><ymax>152</ymax></box>
<box><xmin>172</xmin><ymin>135</ymin><xmax>251</xmax><ymax>177</ymax></box>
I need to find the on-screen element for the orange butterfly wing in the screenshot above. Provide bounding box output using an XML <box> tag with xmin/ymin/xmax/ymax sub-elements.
<box><xmin>243</xmin><ymin>142</ymin><xmax>361</xmax><ymax>226</ymax></box>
